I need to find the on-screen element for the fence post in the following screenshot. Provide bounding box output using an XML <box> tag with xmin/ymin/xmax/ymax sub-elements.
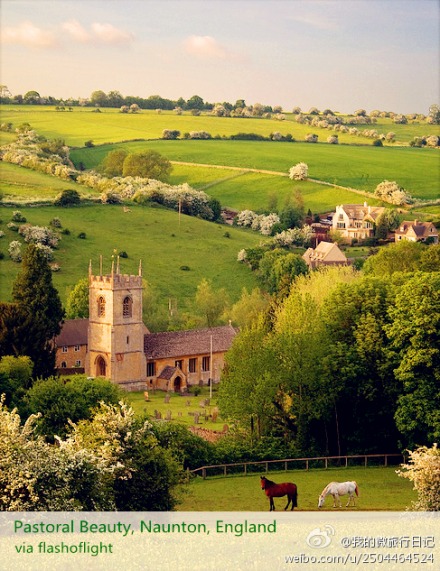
<box><xmin>224</xmin><ymin>465</ymin><xmax>227</xmax><ymax>477</ymax></box>
<box><xmin>384</xmin><ymin>455</ymin><xmax>388</xmax><ymax>467</ymax></box>
<box><xmin>265</xmin><ymin>462</ymin><xmax>268</xmax><ymax>473</ymax></box>
<box><xmin>202</xmin><ymin>468</ymin><xmax>206</xmax><ymax>479</ymax></box>
<box><xmin>325</xmin><ymin>458</ymin><xmax>328</xmax><ymax>469</ymax></box>
<box><xmin>285</xmin><ymin>461</ymin><xmax>287</xmax><ymax>471</ymax></box>
<box><xmin>345</xmin><ymin>456</ymin><xmax>348</xmax><ymax>468</ymax></box>
<box><xmin>365</xmin><ymin>456</ymin><xmax>368</xmax><ymax>468</ymax></box>
<box><xmin>244</xmin><ymin>463</ymin><xmax>247</xmax><ymax>476</ymax></box>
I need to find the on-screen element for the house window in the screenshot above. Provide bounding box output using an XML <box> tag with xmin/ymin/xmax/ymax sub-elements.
<box><xmin>62</xmin><ymin>346</ymin><xmax>68</xmax><ymax>353</ymax></box>
<box><xmin>147</xmin><ymin>362</ymin><xmax>156</xmax><ymax>377</ymax></box>
<box><xmin>123</xmin><ymin>296</ymin><xmax>132</xmax><ymax>318</ymax></box>
<box><xmin>337</xmin><ymin>222</ymin><xmax>346</xmax><ymax>229</ymax></box>
<box><xmin>98</xmin><ymin>296</ymin><xmax>106</xmax><ymax>317</ymax></box>
<box><xmin>189</xmin><ymin>358</ymin><xmax>197</xmax><ymax>373</ymax></box>
<box><xmin>175</xmin><ymin>360</ymin><xmax>183</xmax><ymax>370</ymax></box>
<box><xmin>61</xmin><ymin>361</ymin><xmax>67</xmax><ymax>368</ymax></box>
<box><xmin>74</xmin><ymin>345</ymin><xmax>80</xmax><ymax>352</ymax></box>
<box><xmin>75</xmin><ymin>360</ymin><xmax>81</xmax><ymax>367</ymax></box>
<box><xmin>202</xmin><ymin>356</ymin><xmax>210</xmax><ymax>372</ymax></box>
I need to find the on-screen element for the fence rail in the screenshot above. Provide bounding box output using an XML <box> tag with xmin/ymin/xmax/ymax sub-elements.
<box><xmin>190</xmin><ymin>453</ymin><xmax>405</xmax><ymax>479</ymax></box>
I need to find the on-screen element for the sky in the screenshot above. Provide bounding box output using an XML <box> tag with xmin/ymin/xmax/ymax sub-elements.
<box><xmin>1</xmin><ymin>0</ymin><xmax>439</xmax><ymax>114</ymax></box>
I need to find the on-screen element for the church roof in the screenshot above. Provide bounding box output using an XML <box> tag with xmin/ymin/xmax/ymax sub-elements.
<box><xmin>55</xmin><ymin>318</ymin><xmax>89</xmax><ymax>347</ymax></box>
<box><xmin>144</xmin><ymin>325</ymin><xmax>238</xmax><ymax>360</ymax></box>
<box><xmin>157</xmin><ymin>365</ymin><xmax>180</xmax><ymax>380</ymax></box>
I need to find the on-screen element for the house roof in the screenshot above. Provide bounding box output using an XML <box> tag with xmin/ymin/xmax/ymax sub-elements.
<box><xmin>303</xmin><ymin>241</ymin><xmax>347</xmax><ymax>265</ymax></box>
<box><xmin>55</xmin><ymin>318</ymin><xmax>89</xmax><ymax>347</ymax></box>
<box><xmin>144</xmin><ymin>325</ymin><xmax>238</xmax><ymax>360</ymax></box>
<box><xmin>157</xmin><ymin>365</ymin><xmax>180</xmax><ymax>381</ymax></box>
<box><xmin>336</xmin><ymin>204</ymin><xmax>385</xmax><ymax>222</ymax></box>
<box><xmin>395</xmin><ymin>221</ymin><xmax>438</xmax><ymax>239</ymax></box>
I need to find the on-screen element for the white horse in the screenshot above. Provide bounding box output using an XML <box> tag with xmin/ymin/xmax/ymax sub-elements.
<box><xmin>318</xmin><ymin>481</ymin><xmax>359</xmax><ymax>508</ymax></box>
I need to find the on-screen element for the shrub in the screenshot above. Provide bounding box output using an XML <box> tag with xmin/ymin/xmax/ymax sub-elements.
<box><xmin>372</xmin><ymin>139</ymin><xmax>383</xmax><ymax>146</ymax></box>
<box><xmin>119</xmin><ymin>251</ymin><xmax>128</xmax><ymax>258</ymax></box>
<box><xmin>162</xmin><ymin>129</ymin><xmax>181</xmax><ymax>140</ymax></box>
<box><xmin>11</xmin><ymin>211</ymin><xmax>26</xmax><ymax>223</ymax></box>
<box><xmin>397</xmin><ymin>444</ymin><xmax>440</xmax><ymax>511</ymax></box>
<box><xmin>289</xmin><ymin>162</ymin><xmax>308</xmax><ymax>180</ymax></box>
<box><xmin>54</xmin><ymin>189</ymin><xmax>81</xmax><ymax>207</ymax></box>
<box><xmin>77</xmin><ymin>232</ymin><xmax>86</xmax><ymax>239</ymax></box>
<box><xmin>374</xmin><ymin>180</ymin><xmax>414</xmax><ymax>205</ymax></box>
<box><xmin>305</xmin><ymin>133</ymin><xmax>318</xmax><ymax>143</ymax></box>
<box><xmin>84</xmin><ymin>140</ymin><xmax>95</xmax><ymax>147</ymax></box>
<box><xmin>8</xmin><ymin>240</ymin><xmax>22</xmax><ymax>262</ymax></box>
<box><xmin>50</xmin><ymin>217</ymin><xmax>62</xmax><ymax>228</ymax></box>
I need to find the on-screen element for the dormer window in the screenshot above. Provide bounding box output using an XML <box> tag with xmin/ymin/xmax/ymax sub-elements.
<box><xmin>123</xmin><ymin>296</ymin><xmax>132</xmax><ymax>318</ymax></box>
<box><xmin>97</xmin><ymin>296</ymin><xmax>106</xmax><ymax>317</ymax></box>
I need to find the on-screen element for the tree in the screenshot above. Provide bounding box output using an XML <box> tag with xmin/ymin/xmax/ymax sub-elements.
<box><xmin>24</xmin><ymin>375</ymin><xmax>122</xmax><ymax>440</ymax></box>
<box><xmin>11</xmin><ymin>244</ymin><xmax>64</xmax><ymax>379</ymax></box>
<box><xmin>65</xmin><ymin>278</ymin><xmax>89</xmax><ymax>318</ymax></box>
<box><xmin>0</xmin><ymin>355</ymin><xmax>33</xmax><ymax>405</ymax></box>
<box><xmin>419</xmin><ymin>244</ymin><xmax>440</xmax><ymax>272</ymax></box>
<box><xmin>363</xmin><ymin>241</ymin><xmax>424</xmax><ymax>276</ymax></box>
<box><xmin>374</xmin><ymin>209</ymin><xmax>400</xmax><ymax>239</ymax></box>
<box><xmin>186</xmin><ymin>95</ymin><xmax>205</xmax><ymax>110</ymax></box>
<box><xmin>100</xmin><ymin>149</ymin><xmax>128</xmax><ymax>177</ymax></box>
<box><xmin>385</xmin><ymin>272</ymin><xmax>440</xmax><ymax>445</ymax></box>
<box><xmin>23</xmin><ymin>90</ymin><xmax>41</xmax><ymax>104</ymax></box>
<box><xmin>229</xmin><ymin>288</ymin><xmax>268</xmax><ymax>328</ymax></box>
<box><xmin>122</xmin><ymin>151</ymin><xmax>172</xmax><ymax>182</ymax></box>
<box><xmin>195</xmin><ymin>278</ymin><xmax>229</xmax><ymax>327</ymax></box>
<box><xmin>258</xmin><ymin>250</ymin><xmax>308</xmax><ymax>295</ymax></box>
<box><xmin>90</xmin><ymin>90</ymin><xmax>107</xmax><ymax>107</ymax></box>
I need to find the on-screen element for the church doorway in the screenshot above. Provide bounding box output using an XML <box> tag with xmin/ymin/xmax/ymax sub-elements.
<box><xmin>96</xmin><ymin>356</ymin><xmax>106</xmax><ymax>377</ymax></box>
<box><xmin>173</xmin><ymin>376</ymin><xmax>181</xmax><ymax>392</ymax></box>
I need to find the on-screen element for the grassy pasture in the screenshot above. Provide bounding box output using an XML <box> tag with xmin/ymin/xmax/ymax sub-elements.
<box><xmin>2</xmin><ymin>106</ymin><xmax>439</xmax><ymax>148</ymax></box>
<box><xmin>71</xmin><ymin>139</ymin><xmax>440</xmax><ymax>201</ymax></box>
<box><xmin>0</xmin><ymin>162</ymin><xmax>98</xmax><ymax>202</ymax></box>
<box><xmin>0</xmin><ymin>203</ymin><xmax>264</xmax><ymax>312</ymax></box>
<box><xmin>178</xmin><ymin>467</ymin><xmax>416</xmax><ymax>511</ymax></box>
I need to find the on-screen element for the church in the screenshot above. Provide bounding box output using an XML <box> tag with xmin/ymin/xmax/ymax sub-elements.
<box><xmin>55</xmin><ymin>258</ymin><xmax>238</xmax><ymax>392</ymax></box>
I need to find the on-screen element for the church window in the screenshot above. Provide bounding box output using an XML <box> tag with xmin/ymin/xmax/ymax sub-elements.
<box><xmin>74</xmin><ymin>345</ymin><xmax>80</xmax><ymax>352</ymax></box>
<box><xmin>62</xmin><ymin>346</ymin><xmax>68</xmax><ymax>353</ymax></box>
<box><xmin>123</xmin><ymin>296</ymin><xmax>133</xmax><ymax>318</ymax></box>
<box><xmin>175</xmin><ymin>360</ymin><xmax>183</xmax><ymax>369</ymax></box>
<box><xmin>202</xmin><ymin>356</ymin><xmax>210</xmax><ymax>372</ymax></box>
<box><xmin>98</xmin><ymin>296</ymin><xmax>106</xmax><ymax>317</ymax></box>
<box><xmin>61</xmin><ymin>361</ymin><xmax>67</xmax><ymax>368</ymax></box>
<box><xmin>189</xmin><ymin>358</ymin><xmax>197</xmax><ymax>373</ymax></box>
<box><xmin>75</xmin><ymin>360</ymin><xmax>81</xmax><ymax>367</ymax></box>
<box><xmin>147</xmin><ymin>362</ymin><xmax>156</xmax><ymax>377</ymax></box>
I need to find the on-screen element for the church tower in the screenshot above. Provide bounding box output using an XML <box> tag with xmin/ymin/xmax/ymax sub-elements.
<box><xmin>87</xmin><ymin>256</ymin><xmax>147</xmax><ymax>389</ymax></box>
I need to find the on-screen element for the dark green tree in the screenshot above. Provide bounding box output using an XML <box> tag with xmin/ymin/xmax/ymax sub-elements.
<box><xmin>65</xmin><ymin>278</ymin><xmax>89</xmax><ymax>318</ymax></box>
<box><xmin>24</xmin><ymin>375</ymin><xmax>122</xmax><ymax>439</ymax></box>
<box><xmin>12</xmin><ymin>244</ymin><xmax>64</xmax><ymax>379</ymax></box>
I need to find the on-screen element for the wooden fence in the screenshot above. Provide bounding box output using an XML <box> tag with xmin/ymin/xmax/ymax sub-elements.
<box><xmin>190</xmin><ymin>453</ymin><xmax>405</xmax><ymax>479</ymax></box>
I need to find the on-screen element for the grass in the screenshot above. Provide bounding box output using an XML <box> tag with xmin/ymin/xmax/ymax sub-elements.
<box><xmin>0</xmin><ymin>203</ymin><xmax>265</xmax><ymax>312</ymax></box>
<box><xmin>0</xmin><ymin>162</ymin><xmax>97</xmax><ymax>202</ymax></box>
<box><xmin>70</xmin><ymin>139</ymin><xmax>440</xmax><ymax>201</ymax></box>
<box><xmin>127</xmin><ymin>386</ymin><xmax>222</xmax><ymax>431</ymax></box>
<box><xmin>177</xmin><ymin>467</ymin><xmax>416</xmax><ymax>511</ymax></box>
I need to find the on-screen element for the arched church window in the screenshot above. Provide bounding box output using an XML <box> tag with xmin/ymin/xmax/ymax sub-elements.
<box><xmin>97</xmin><ymin>296</ymin><xmax>106</xmax><ymax>317</ymax></box>
<box><xmin>123</xmin><ymin>296</ymin><xmax>132</xmax><ymax>318</ymax></box>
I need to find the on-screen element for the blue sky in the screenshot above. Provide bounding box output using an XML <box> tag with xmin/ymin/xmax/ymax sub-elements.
<box><xmin>1</xmin><ymin>0</ymin><xmax>439</xmax><ymax>114</ymax></box>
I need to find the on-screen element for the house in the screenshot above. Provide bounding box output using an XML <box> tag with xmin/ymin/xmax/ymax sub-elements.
<box><xmin>303</xmin><ymin>241</ymin><xmax>348</xmax><ymax>268</ymax></box>
<box><xmin>55</xmin><ymin>259</ymin><xmax>237</xmax><ymax>392</ymax></box>
<box><xmin>332</xmin><ymin>203</ymin><xmax>385</xmax><ymax>241</ymax></box>
<box><xmin>394</xmin><ymin>220</ymin><xmax>439</xmax><ymax>244</ymax></box>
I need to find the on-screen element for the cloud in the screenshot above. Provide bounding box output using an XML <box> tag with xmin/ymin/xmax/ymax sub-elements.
<box><xmin>291</xmin><ymin>13</ymin><xmax>339</xmax><ymax>31</ymax></box>
<box><xmin>62</xmin><ymin>20</ymin><xmax>91</xmax><ymax>43</ymax></box>
<box><xmin>184</xmin><ymin>35</ymin><xmax>228</xmax><ymax>59</ymax></box>
<box><xmin>91</xmin><ymin>23</ymin><xmax>134</xmax><ymax>45</ymax></box>
<box><xmin>1</xmin><ymin>20</ymin><xmax>57</xmax><ymax>48</ymax></box>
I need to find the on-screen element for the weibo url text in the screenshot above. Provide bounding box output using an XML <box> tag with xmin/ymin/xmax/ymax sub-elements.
<box><xmin>285</xmin><ymin>552</ymin><xmax>434</xmax><ymax>565</ymax></box>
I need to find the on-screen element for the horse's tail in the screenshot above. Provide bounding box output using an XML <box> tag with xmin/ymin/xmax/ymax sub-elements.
<box><xmin>354</xmin><ymin>482</ymin><xmax>359</xmax><ymax>496</ymax></box>
<box><xmin>293</xmin><ymin>487</ymin><xmax>298</xmax><ymax>508</ymax></box>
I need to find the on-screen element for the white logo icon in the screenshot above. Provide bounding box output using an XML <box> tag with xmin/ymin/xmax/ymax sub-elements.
<box><xmin>306</xmin><ymin>525</ymin><xmax>335</xmax><ymax>548</ymax></box>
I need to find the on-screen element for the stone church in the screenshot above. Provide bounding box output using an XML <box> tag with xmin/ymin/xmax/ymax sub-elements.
<box><xmin>55</xmin><ymin>259</ymin><xmax>237</xmax><ymax>392</ymax></box>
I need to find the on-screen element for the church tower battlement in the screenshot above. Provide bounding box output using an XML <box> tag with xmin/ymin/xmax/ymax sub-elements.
<box><xmin>87</xmin><ymin>256</ymin><xmax>146</xmax><ymax>390</ymax></box>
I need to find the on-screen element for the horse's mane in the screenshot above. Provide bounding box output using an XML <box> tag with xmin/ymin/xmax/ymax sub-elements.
<box><xmin>261</xmin><ymin>476</ymin><xmax>276</xmax><ymax>486</ymax></box>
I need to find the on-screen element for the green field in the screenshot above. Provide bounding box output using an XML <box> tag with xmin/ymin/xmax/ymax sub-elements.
<box><xmin>178</xmin><ymin>467</ymin><xmax>416</xmax><ymax>511</ymax></box>
<box><xmin>70</xmin><ymin>139</ymin><xmax>440</xmax><ymax>201</ymax></box>
<box><xmin>0</xmin><ymin>203</ymin><xmax>264</xmax><ymax>312</ymax></box>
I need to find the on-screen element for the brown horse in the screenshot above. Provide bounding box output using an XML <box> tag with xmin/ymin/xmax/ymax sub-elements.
<box><xmin>260</xmin><ymin>475</ymin><xmax>298</xmax><ymax>511</ymax></box>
